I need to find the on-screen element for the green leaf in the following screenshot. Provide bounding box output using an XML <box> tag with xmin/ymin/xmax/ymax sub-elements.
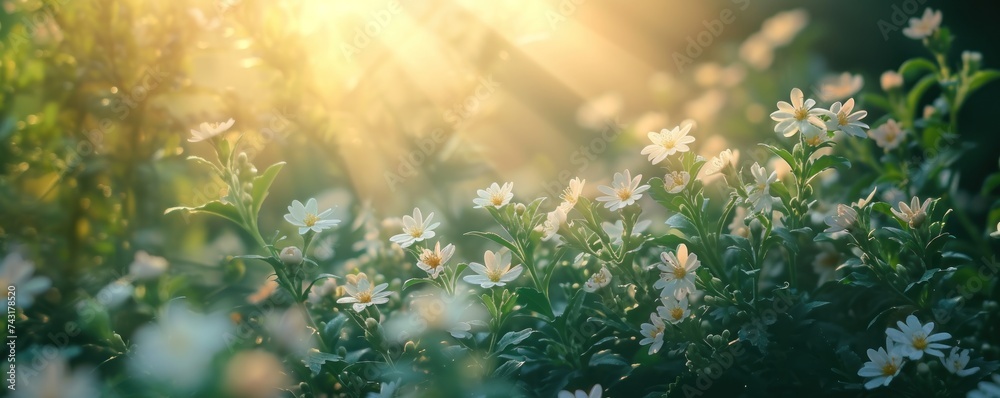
<box><xmin>807</xmin><ymin>155</ymin><xmax>851</xmax><ymax>177</ymax></box>
<box><xmin>402</xmin><ymin>277</ymin><xmax>434</xmax><ymax>291</ymax></box>
<box><xmin>759</xmin><ymin>143</ymin><xmax>795</xmax><ymax>170</ymax></box>
<box><xmin>861</xmin><ymin>93</ymin><xmax>892</xmax><ymax>113</ymax></box>
<box><xmin>897</xmin><ymin>58</ymin><xmax>937</xmax><ymax>81</ymax></box>
<box><xmin>465</xmin><ymin>231</ymin><xmax>520</xmax><ymax>256</ymax></box>
<box><xmin>481</xmin><ymin>293</ymin><xmax>498</xmax><ymax>319</ymax></box>
<box><xmin>304</xmin><ymin>350</ymin><xmax>344</xmax><ymax>376</ymax></box>
<box><xmin>906</xmin><ymin>75</ymin><xmax>938</xmax><ymax>118</ymax></box>
<box><xmin>492</xmin><ymin>359</ymin><xmax>524</xmax><ymax>378</ymax></box>
<box><xmin>966</xmin><ymin>69</ymin><xmax>1000</xmax><ymax>93</ymax></box>
<box><xmin>495</xmin><ymin>329</ymin><xmax>534</xmax><ymax>353</ymax></box>
<box><xmin>516</xmin><ymin>287</ymin><xmax>554</xmax><ymax>320</ymax></box>
<box><xmin>165</xmin><ymin>201</ymin><xmax>244</xmax><ymax>226</ymax></box>
<box><xmin>588</xmin><ymin>349</ymin><xmax>629</xmax><ymax>368</ymax></box>
<box><xmin>980</xmin><ymin>173</ymin><xmax>1000</xmax><ymax>195</ymax></box>
<box><xmin>251</xmin><ymin>162</ymin><xmax>285</xmax><ymax>217</ymax></box>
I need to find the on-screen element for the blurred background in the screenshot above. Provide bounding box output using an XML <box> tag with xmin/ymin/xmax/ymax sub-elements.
<box><xmin>2</xmin><ymin>0</ymin><xmax>1000</xmax><ymax>394</ymax></box>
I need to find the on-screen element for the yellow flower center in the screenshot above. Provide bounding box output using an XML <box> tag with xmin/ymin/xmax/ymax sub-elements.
<box><xmin>650</xmin><ymin>326</ymin><xmax>663</xmax><ymax>339</ymax></box>
<box><xmin>881</xmin><ymin>362</ymin><xmax>898</xmax><ymax>377</ymax></box>
<box><xmin>670</xmin><ymin>173</ymin><xmax>685</xmax><ymax>188</ymax></box>
<box><xmin>303</xmin><ymin>213</ymin><xmax>319</xmax><ymax>227</ymax></box>
<box><xmin>491</xmin><ymin>195</ymin><xmax>505</xmax><ymax>206</ymax></box>
<box><xmin>661</xmin><ymin>136</ymin><xmax>677</xmax><ymax>150</ymax></box>
<box><xmin>794</xmin><ymin>107</ymin><xmax>809</xmax><ymax>121</ymax></box>
<box><xmin>672</xmin><ymin>264</ymin><xmax>687</xmax><ymax>280</ymax></box>
<box><xmin>421</xmin><ymin>252</ymin><xmax>442</xmax><ymax>268</ymax></box>
<box><xmin>912</xmin><ymin>335</ymin><xmax>928</xmax><ymax>350</ymax></box>
<box><xmin>593</xmin><ymin>273</ymin><xmax>607</xmax><ymax>284</ymax></box>
<box><xmin>409</xmin><ymin>227</ymin><xmax>424</xmax><ymax>238</ymax></box>
<box><xmin>356</xmin><ymin>290</ymin><xmax>372</xmax><ymax>303</ymax></box>
<box><xmin>670</xmin><ymin>307</ymin><xmax>685</xmax><ymax>321</ymax></box>
<box><xmin>837</xmin><ymin>112</ymin><xmax>849</xmax><ymax>126</ymax></box>
<box><xmin>486</xmin><ymin>267</ymin><xmax>504</xmax><ymax>282</ymax></box>
<box><xmin>616</xmin><ymin>187</ymin><xmax>634</xmax><ymax>201</ymax></box>
<box><xmin>805</xmin><ymin>134</ymin><xmax>823</xmax><ymax>146</ymax></box>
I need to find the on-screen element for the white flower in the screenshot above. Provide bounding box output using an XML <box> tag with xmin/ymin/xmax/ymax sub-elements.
<box><xmin>583</xmin><ymin>266</ymin><xmax>612</xmax><ymax>292</ymax></box>
<box><xmin>658</xmin><ymin>296</ymin><xmax>690</xmax><ymax>324</ymax></box>
<box><xmin>129</xmin><ymin>250</ymin><xmax>169</xmax><ymax>280</ymax></box>
<box><xmin>703</xmin><ymin>149</ymin><xmax>737</xmax><ymax>176</ymax></box>
<box><xmin>540</xmin><ymin>207</ymin><xmax>568</xmax><ymax>241</ymax></box>
<box><xmin>824</xmin><ymin>204</ymin><xmax>859</xmax><ymax>233</ymax></box>
<box><xmin>0</xmin><ymin>251</ymin><xmax>51</xmax><ymax>308</ymax></box>
<box><xmin>641</xmin><ymin>124</ymin><xmax>696</xmax><ymax>164</ymax></box>
<box><xmin>188</xmin><ymin>118</ymin><xmax>235</xmax><ymax>142</ymax></box>
<box><xmin>967</xmin><ymin>374</ymin><xmax>1000</xmax><ymax>398</ymax></box>
<box><xmin>367</xmin><ymin>380</ymin><xmax>400</xmax><ymax>398</ymax></box>
<box><xmin>853</xmin><ymin>187</ymin><xmax>879</xmax><ymax>209</ymax></box>
<box><xmin>558</xmin><ymin>384</ymin><xmax>602</xmax><ymax>398</ymax></box>
<box><xmin>307</xmin><ymin>278</ymin><xmax>337</xmax><ymax>304</ymax></box>
<box><xmin>463</xmin><ymin>250</ymin><xmax>523</xmax><ymax>288</ymax></box>
<box><xmin>662</xmin><ymin>171</ymin><xmax>690</xmax><ymax>194</ymax></box>
<box><xmin>389</xmin><ymin>208</ymin><xmax>440</xmax><ymax>248</ymax></box>
<box><xmin>96</xmin><ymin>279</ymin><xmax>134</xmax><ymax>308</ymax></box>
<box><xmin>817</xmin><ymin>73</ymin><xmax>863</xmax><ymax>102</ymax></box>
<box><xmin>417</xmin><ymin>242</ymin><xmax>456</xmax><ymax>279</ymax></box>
<box><xmin>903</xmin><ymin>8</ymin><xmax>942</xmax><ymax>40</ymax></box>
<box><xmin>284</xmin><ymin>198</ymin><xmax>340</xmax><ymax>235</ymax></box>
<box><xmin>279</xmin><ymin>246</ymin><xmax>303</xmax><ymax>265</ymax></box>
<box><xmin>886</xmin><ymin>314</ymin><xmax>951</xmax><ymax>360</ymax></box>
<box><xmin>869</xmin><ymin>119</ymin><xmax>907</xmax><ymax>151</ymax></box>
<box><xmin>992</xmin><ymin>221</ymin><xmax>1000</xmax><ymax>238</ymax></box>
<box><xmin>639</xmin><ymin>312</ymin><xmax>666</xmax><ymax>355</ymax></box>
<box><xmin>473</xmin><ymin>182</ymin><xmax>514</xmax><ymax>209</ymax></box>
<box><xmin>824</xmin><ymin>98</ymin><xmax>869</xmax><ymax>138</ymax></box>
<box><xmin>596</xmin><ymin>170</ymin><xmax>650</xmax><ymax>210</ymax></box>
<box><xmin>130</xmin><ymin>302</ymin><xmax>232</xmax><ymax>390</ymax></box>
<box><xmin>264</xmin><ymin>308</ymin><xmax>315</xmax><ymax>355</ymax></box>
<box><xmin>558</xmin><ymin>178</ymin><xmax>586</xmax><ymax>211</ymax></box>
<box><xmin>881</xmin><ymin>71</ymin><xmax>903</xmax><ymax>91</ymax></box>
<box><xmin>337</xmin><ymin>273</ymin><xmax>392</xmax><ymax>312</ymax></box>
<box><xmin>891</xmin><ymin>196</ymin><xmax>932</xmax><ymax>229</ymax></box>
<box><xmin>11</xmin><ymin>355</ymin><xmax>99</xmax><ymax>398</ymax></box>
<box><xmin>602</xmin><ymin>219</ymin><xmax>652</xmax><ymax>245</ymax></box>
<box><xmin>653</xmin><ymin>244</ymin><xmax>700</xmax><ymax>300</ymax></box>
<box><xmin>770</xmin><ymin>88</ymin><xmax>825</xmax><ymax>137</ymax></box>
<box><xmin>941</xmin><ymin>347</ymin><xmax>980</xmax><ymax>377</ymax></box>
<box><xmin>858</xmin><ymin>340</ymin><xmax>906</xmax><ymax>390</ymax></box>
<box><xmin>747</xmin><ymin>163</ymin><xmax>778</xmax><ymax>214</ymax></box>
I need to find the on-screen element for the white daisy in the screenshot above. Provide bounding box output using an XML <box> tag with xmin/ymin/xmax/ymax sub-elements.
<box><xmin>337</xmin><ymin>273</ymin><xmax>392</xmax><ymax>312</ymax></box>
<box><xmin>824</xmin><ymin>204</ymin><xmax>858</xmax><ymax>233</ymax></box>
<box><xmin>558</xmin><ymin>384</ymin><xmax>602</xmax><ymax>398</ymax></box>
<box><xmin>967</xmin><ymin>374</ymin><xmax>1000</xmax><ymax>398</ymax></box>
<box><xmin>389</xmin><ymin>208</ymin><xmax>440</xmax><ymax>248</ymax></box>
<box><xmin>188</xmin><ymin>118</ymin><xmax>235</xmax><ymax>142</ymax></box>
<box><xmin>582</xmin><ymin>266</ymin><xmax>612</xmax><ymax>292</ymax></box>
<box><xmin>596</xmin><ymin>170</ymin><xmax>650</xmax><ymax>210</ymax></box>
<box><xmin>558</xmin><ymin>178</ymin><xmax>586</xmax><ymax>211</ymax></box>
<box><xmin>129</xmin><ymin>250</ymin><xmax>169</xmax><ymax>281</ymax></box>
<box><xmin>858</xmin><ymin>339</ymin><xmax>906</xmax><ymax>390</ymax></box>
<box><xmin>747</xmin><ymin>163</ymin><xmax>777</xmax><ymax>214</ymax></box>
<box><xmin>770</xmin><ymin>88</ymin><xmax>825</xmax><ymax>137</ymax></box>
<box><xmin>130</xmin><ymin>302</ymin><xmax>232</xmax><ymax>389</ymax></box>
<box><xmin>540</xmin><ymin>207</ymin><xmax>568</xmax><ymax>241</ymax></box>
<box><xmin>653</xmin><ymin>244</ymin><xmax>700</xmax><ymax>300</ymax></box>
<box><xmin>940</xmin><ymin>347</ymin><xmax>980</xmax><ymax>377</ymax></box>
<box><xmin>463</xmin><ymin>250</ymin><xmax>523</xmax><ymax>288</ymax></box>
<box><xmin>702</xmin><ymin>149</ymin><xmax>737</xmax><ymax>176</ymax></box>
<box><xmin>662</xmin><ymin>170</ymin><xmax>690</xmax><ymax>194</ymax></box>
<box><xmin>284</xmin><ymin>198</ymin><xmax>340</xmax><ymax>235</ymax></box>
<box><xmin>891</xmin><ymin>196</ymin><xmax>932</xmax><ymax>229</ymax></box>
<box><xmin>817</xmin><ymin>73</ymin><xmax>863</xmax><ymax>102</ymax></box>
<box><xmin>903</xmin><ymin>8</ymin><xmax>942</xmax><ymax>40</ymax></box>
<box><xmin>417</xmin><ymin>242</ymin><xmax>456</xmax><ymax>279</ymax></box>
<box><xmin>658</xmin><ymin>296</ymin><xmax>690</xmax><ymax>324</ymax></box>
<box><xmin>641</xmin><ymin>124</ymin><xmax>696</xmax><ymax>164</ymax></box>
<box><xmin>886</xmin><ymin>314</ymin><xmax>951</xmax><ymax>360</ymax></box>
<box><xmin>639</xmin><ymin>313</ymin><xmax>666</xmax><ymax>355</ymax></box>
<box><xmin>869</xmin><ymin>119</ymin><xmax>906</xmax><ymax>151</ymax></box>
<box><xmin>473</xmin><ymin>182</ymin><xmax>514</xmax><ymax>209</ymax></box>
<box><xmin>824</xmin><ymin>98</ymin><xmax>869</xmax><ymax>138</ymax></box>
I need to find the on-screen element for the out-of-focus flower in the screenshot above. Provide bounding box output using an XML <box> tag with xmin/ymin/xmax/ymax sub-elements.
<box><xmin>869</xmin><ymin>119</ymin><xmax>906</xmax><ymax>151</ymax></box>
<box><xmin>338</xmin><ymin>273</ymin><xmax>391</xmax><ymax>312</ymax></box>
<box><xmin>632</xmin><ymin>112</ymin><xmax>669</xmax><ymax>140</ymax></box>
<box><xmin>881</xmin><ymin>71</ymin><xmax>904</xmax><ymax>91</ymax></box>
<box><xmin>558</xmin><ymin>384</ymin><xmax>602</xmax><ymax>398</ymax></box>
<box><xmin>307</xmin><ymin>277</ymin><xmax>337</xmax><ymax>304</ymax></box>
<box><xmin>265</xmin><ymin>308</ymin><xmax>316</xmax><ymax>356</ymax></box>
<box><xmin>596</xmin><ymin>170</ymin><xmax>650</xmax><ymax>211</ymax></box>
<box><xmin>703</xmin><ymin>149</ymin><xmax>737</xmax><ymax>177</ymax></box>
<box><xmin>583</xmin><ymin>266</ymin><xmax>612</xmax><ymax>292</ymax></box>
<box><xmin>96</xmin><ymin>279</ymin><xmax>134</xmax><ymax>308</ymax></box>
<box><xmin>284</xmin><ymin>198</ymin><xmax>340</xmax><ymax>235</ymax></box>
<box><xmin>417</xmin><ymin>242</ymin><xmax>456</xmax><ymax>279</ymax></box>
<box><xmin>663</xmin><ymin>171</ymin><xmax>690</xmax><ymax>194</ymax></box>
<box><xmin>824</xmin><ymin>98</ymin><xmax>869</xmax><ymax>138</ymax></box>
<box><xmin>886</xmin><ymin>315</ymin><xmax>951</xmax><ymax>360</ymax></box>
<box><xmin>540</xmin><ymin>207</ymin><xmax>567</xmax><ymax>241</ymax></box>
<box><xmin>940</xmin><ymin>347</ymin><xmax>980</xmax><ymax>377</ymax></box>
<box><xmin>891</xmin><ymin>197</ymin><xmax>932</xmax><ymax>229</ymax></box>
<box><xmin>728</xmin><ymin>207</ymin><xmax>750</xmax><ymax>238</ymax></box>
<box><xmin>602</xmin><ymin>219</ymin><xmax>652</xmax><ymax>245</ymax></box>
<box><xmin>224</xmin><ymin>350</ymin><xmax>290</xmax><ymax>398</ymax></box>
<box><xmin>811</xmin><ymin>243</ymin><xmax>842</xmax><ymax>286</ymax></box>
<box><xmin>129</xmin><ymin>250</ymin><xmax>169</xmax><ymax>280</ymax></box>
<box><xmin>760</xmin><ymin>9</ymin><xmax>809</xmax><ymax>47</ymax></box>
<box><xmin>11</xmin><ymin>353</ymin><xmax>99</xmax><ymax>398</ymax></box>
<box><xmin>279</xmin><ymin>246</ymin><xmax>303</xmax><ymax>265</ymax></box>
<box><xmin>739</xmin><ymin>33</ymin><xmax>774</xmax><ymax>70</ymax></box>
<box><xmin>576</xmin><ymin>93</ymin><xmax>623</xmax><ymax>130</ymax></box>
<box><xmin>903</xmin><ymin>8</ymin><xmax>942</xmax><ymax>40</ymax></box>
<box><xmin>248</xmin><ymin>279</ymin><xmax>279</xmax><ymax>305</ymax></box>
<box><xmin>817</xmin><ymin>73</ymin><xmax>864</xmax><ymax>102</ymax></box>
<box><xmin>0</xmin><ymin>251</ymin><xmax>51</xmax><ymax>308</ymax></box>
<box><xmin>654</xmin><ymin>244</ymin><xmax>700</xmax><ymax>300</ymax></box>
<box><xmin>658</xmin><ymin>296</ymin><xmax>690</xmax><ymax>324</ymax></box>
<box><xmin>824</xmin><ymin>204</ymin><xmax>859</xmax><ymax>233</ymax></box>
<box><xmin>389</xmin><ymin>208</ymin><xmax>440</xmax><ymax>248</ymax></box>
<box><xmin>639</xmin><ymin>313</ymin><xmax>666</xmax><ymax>355</ymax></box>
<box><xmin>684</xmin><ymin>89</ymin><xmax>727</xmax><ymax>123</ymax></box>
<box><xmin>473</xmin><ymin>182</ymin><xmax>514</xmax><ymax>209</ymax></box>
<box><xmin>771</xmin><ymin>88</ymin><xmax>825</xmax><ymax>137</ymax></box>
<box><xmin>967</xmin><ymin>374</ymin><xmax>1000</xmax><ymax>398</ymax></box>
<box><xmin>858</xmin><ymin>340</ymin><xmax>906</xmax><ymax>390</ymax></box>
<box><xmin>188</xmin><ymin>118</ymin><xmax>235</xmax><ymax>142</ymax></box>
<box><xmin>992</xmin><ymin>221</ymin><xmax>1000</xmax><ymax>238</ymax></box>
<box><xmin>130</xmin><ymin>302</ymin><xmax>232</xmax><ymax>390</ymax></box>
<box><xmin>463</xmin><ymin>250</ymin><xmax>523</xmax><ymax>288</ymax></box>
<box><xmin>367</xmin><ymin>380</ymin><xmax>401</xmax><ymax>398</ymax></box>
<box><xmin>641</xmin><ymin>124</ymin><xmax>696</xmax><ymax>164</ymax></box>
<box><xmin>747</xmin><ymin>163</ymin><xmax>778</xmax><ymax>214</ymax></box>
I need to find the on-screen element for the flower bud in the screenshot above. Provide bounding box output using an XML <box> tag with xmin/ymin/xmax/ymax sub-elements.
<box><xmin>279</xmin><ymin>246</ymin><xmax>303</xmax><ymax>265</ymax></box>
<box><xmin>514</xmin><ymin>203</ymin><xmax>526</xmax><ymax>215</ymax></box>
<box><xmin>909</xmin><ymin>213</ymin><xmax>926</xmax><ymax>229</ymax></box>
<box><xmin>962</xmin><ymin>51</ymin><xmax>982</xmax><ymax>73</ymax></box>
